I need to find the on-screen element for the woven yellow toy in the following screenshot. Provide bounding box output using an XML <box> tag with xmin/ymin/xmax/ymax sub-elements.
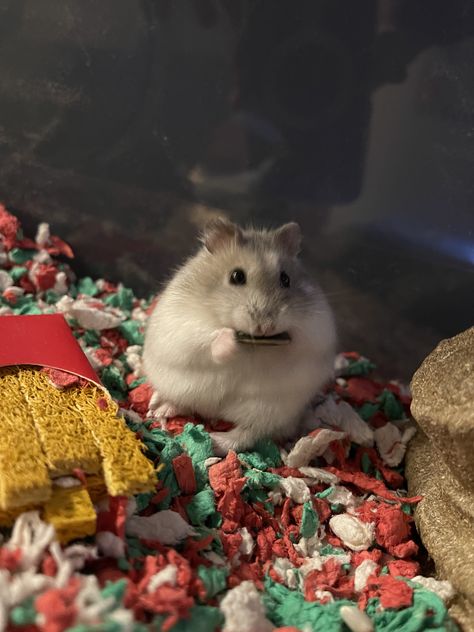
<box><xmin>0</xmin><ymin>314</ymin><xmax>156</xmax><ymax>542</ymax></box>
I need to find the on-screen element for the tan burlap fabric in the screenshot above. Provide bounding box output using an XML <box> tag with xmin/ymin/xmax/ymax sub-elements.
<box><xmin>407</xmin><ymin>327</ymin><xmax>474</xmax><ymax>631</ymax></box>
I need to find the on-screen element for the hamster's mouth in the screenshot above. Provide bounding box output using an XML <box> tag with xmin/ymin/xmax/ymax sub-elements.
<box><xmin>235</xmin><ymin>331</ymin><xmax>291</xmax><ymax>346</ymax></box>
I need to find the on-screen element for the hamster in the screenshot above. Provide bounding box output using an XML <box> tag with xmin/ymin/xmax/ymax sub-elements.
<box><xmin>142</xmin><ymin>218</ymin><xmax>336</xmax><ymax>454</ymax></box>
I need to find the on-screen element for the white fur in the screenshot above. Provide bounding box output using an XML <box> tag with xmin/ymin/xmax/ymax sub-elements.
<box><xmin>143</xmin><ymin>225</ymin><xmax>336</xmax><ymax>453</ymax></box>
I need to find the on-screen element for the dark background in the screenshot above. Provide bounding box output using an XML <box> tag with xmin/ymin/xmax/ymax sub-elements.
<box><xmin>0</xmin><ymin>0</ymin><xmax>473</xmax><ymax>379</ymax></box>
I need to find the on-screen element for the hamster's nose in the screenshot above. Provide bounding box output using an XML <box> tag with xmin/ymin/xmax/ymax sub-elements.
<box><xmin>255</xmin><ymin>321</ymin><xmax>275</xmax><ymax>336</ymax></box>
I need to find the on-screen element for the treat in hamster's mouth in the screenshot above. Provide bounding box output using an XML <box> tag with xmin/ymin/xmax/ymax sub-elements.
<box><xmin>235</xmin><ymin>331</ymin><xmax>291</xmax><ymax>346</ymax></box>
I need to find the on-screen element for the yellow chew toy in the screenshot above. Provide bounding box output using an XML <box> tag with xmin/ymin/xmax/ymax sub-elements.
<box><xmin>0</xmin><ymin>365</ymin><xmax>156</xmax><ymax>542</ymax></box>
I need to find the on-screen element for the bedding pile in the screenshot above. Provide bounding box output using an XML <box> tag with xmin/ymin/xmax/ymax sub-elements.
<box><xmin>0</xmin><ymin>204</ymin><xmax>457</xmax><ymax>631</ymax></box>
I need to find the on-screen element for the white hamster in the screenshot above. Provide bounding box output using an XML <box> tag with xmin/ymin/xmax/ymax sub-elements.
<box><xmin>143</xmin><ymin>218</ymin><xmax>336</xmax><ymax>454</ymax></box>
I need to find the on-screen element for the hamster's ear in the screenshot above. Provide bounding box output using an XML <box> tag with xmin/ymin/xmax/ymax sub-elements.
<box><xmin>200</xmin><ymin>218</ymin><xmax>243</xmax><ymax>253</ymax></box>
<box><xmin>274</xmin><ymin>222</ymin><xmax>302</xmax><ymax>258</ymax></box>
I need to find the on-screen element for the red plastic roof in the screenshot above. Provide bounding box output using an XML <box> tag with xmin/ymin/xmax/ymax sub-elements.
<box><xmin>0</xmin><ymin>313</ymin><xmax>101</xmax><ymax>387</ymax></box>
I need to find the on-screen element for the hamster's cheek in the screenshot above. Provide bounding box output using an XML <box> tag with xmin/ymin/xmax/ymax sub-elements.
<box><xmin>230</xmin><ymin>304</ymin><xmax>252</xmax><ymax>333</ymax></box>
<box><xmin>276</xmin><ymin>304</ymin><xmax>292</xmax><ymax>332</ymax></box>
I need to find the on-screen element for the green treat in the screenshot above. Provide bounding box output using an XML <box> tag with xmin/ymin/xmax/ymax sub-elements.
<box><xmin>239</xmin><ymin>439</ymin><xmax>282</xmax><ymax>470</ymax></box>
<box><xmin>119</xmin><ymin>319</ymin><xmax>144</xmax><ymax>345</ymax></box>
<box><xmin>77</xmin><ymin>276</ymin><xmax>99</xmax><ymax>296</ymax></box>
<box><xmin>263</xmin><ymin>577</ymin><xmax>354</xmax><ymax>631</ymax></box>
<box><xmin>358</xmin><ymin>402</ymin><xmax>380</xmax><ymax>421</ymax></box>
<box><xmin>9</xmin><ymin>265</ymin><xmax>27</xmax><ymax>282</ymax></box>
<box><xmin>105</xmin><ymin>286</ymin><xmax>134</xmax><ymax>311</ymax></box>
<box><xmin>197</xmin><ymin>565</ymin><xmax>229</xmax><ymax>598</ymax></box>
<box><xmin>366</xmin><ymin>587</ymin><xmax>455</xmax><ymax>631</ymax></box>
<box><xmin>8</xmin><ymin>247</ymin><xmax>36</xmax><ymax>264</ymax></box>
<box><xmin>179</xmin><ymin>424</ymin><xmax>213</xmax><ymax>489</ymax></box>
<box><xmin>10</xmin><ymin>598</ymin><xmax>36</xmax><ymax>625</ymax></box>
<box><xmin>84</xmin><ymin>329</ymin><xmax>101</xmax><ymax>346</ymax></box>
<box><xmin>167</xmin><ymin>605</ymin><xmax>224</xmax><ymax>632</ymax></box>
<box><xmin>100</xmin><ymin>365</ymin><xmax>128</xmax><ymax>397</ymax></box>
<box><xmin>245</xmin><ymin>469</ymin><xmax>281</xmax><ymax>489</ymax></box>
<box><xmin>378</xmin><ymin>389</ymin><xmax>405</xmax><ymax>421</ymax></box>
<box><xmin>186</xmin><ymin>488</ymin><xmax>217</xmax><ymax>526</ymax></box>
<box><xmin>300</xmin><ymin>501</ymin><xmax>319</xmax><ymax>538</ymax></box>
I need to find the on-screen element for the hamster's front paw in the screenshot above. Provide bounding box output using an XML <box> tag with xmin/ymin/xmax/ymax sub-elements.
<box><xmin>147</xmin><ymin>397</ymin><xmax>187</xmax><ymax>426</ymax></box>
<box><xmin>211</xmin><ymin>327</ymin><xmax>238</xmax><ymax>364</ymax></box>
<box><xmin>148</xmin><ymin>390</ymin><xmax>162</xmax><ymax>412</ymax></box>
<box><xmin>153</xmin><ymin>402</ymin><xmax>181</xmax><ymax>419</ymax></box>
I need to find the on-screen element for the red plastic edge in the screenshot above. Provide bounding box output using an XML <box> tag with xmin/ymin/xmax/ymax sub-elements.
<box><xmin>0</xmin><ymin>313</ymin><xmax>102</xmax><ymax>387</ymax></box>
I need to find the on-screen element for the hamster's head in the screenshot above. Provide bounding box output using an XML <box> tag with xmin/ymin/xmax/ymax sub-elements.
<box><xmin>180</xmin><ymin>218</ymin><xmax>334</xmax><ymax>348</ymax></box>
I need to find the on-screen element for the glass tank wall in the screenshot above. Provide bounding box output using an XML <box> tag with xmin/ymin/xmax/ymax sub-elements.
<box><xmin>0</xmin><ymin>0</ymin><xmax>473</xmax><ymax>379</ymax></box>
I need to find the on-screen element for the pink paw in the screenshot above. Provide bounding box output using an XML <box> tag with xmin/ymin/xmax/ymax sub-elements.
<box><xmin>147</xmin><ymin>395</ymin><xmax>183</xmax><ymax>422</ymax></box>
<box><xmin>211</xmin><ymin>328</ymin><xmax>238</xmax><ymax>364</ymax></box>
<box><xmin>154</xmin><ymin>403</ymin><xmax>180</xmax><ymax>419</ymax></box>
<box><xmin>148</xmin><ymin>391</ymin><xmax>161</xmax><ymax>411</ymax></box>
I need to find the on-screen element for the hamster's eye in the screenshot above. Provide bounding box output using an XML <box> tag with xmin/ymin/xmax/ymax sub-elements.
<box><xmin>280</xmin><ymin>271</ymin><xmax>290</xmax><ymax>288</ymax></box>
<box><xmin>230</xmin><ymin>268</ymin><xmax>246</xmax><ymax>285</ymax></box>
